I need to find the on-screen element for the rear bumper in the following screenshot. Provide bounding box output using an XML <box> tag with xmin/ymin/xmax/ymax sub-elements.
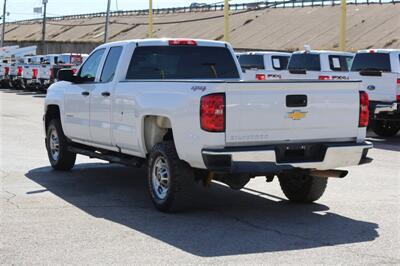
<box><xmin>202</xmin><ymin>141</ymin><xmax>372</xmax><ymax>174</ymax></box>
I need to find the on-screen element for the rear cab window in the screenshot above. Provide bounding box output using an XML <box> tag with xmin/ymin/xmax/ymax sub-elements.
<box><xmin>328</xmin><ymin>55</ymin><xmax>353</xmax><ymax>71</ymax></box>
<box><xmin>271</xmin><ymin>56</ymin><xmax>290</xmax><ymax>70</ymax></box>
<box><xmin>238</xmin><ymin>55</ymin><xmax>264</xmax><ymax>70</ymax></box>
<box><xmin>126</xmin><ymin>46</ymin><xmax>239</xmax><ymax>79</ymax></box>
<box><xmin>351</xmin><ymin>53</ymin><xmax>391</xmax><ymax>72</ymax></box>
<box><xmin>288</xmin><ymin>53</ymin><xmax>321</xmax><ymax>71</ymax></box>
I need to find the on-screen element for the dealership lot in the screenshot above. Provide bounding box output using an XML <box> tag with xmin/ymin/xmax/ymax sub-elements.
<box><xmin>1</xmin><ymin>90</ymin><xmax>399</xmax><ymax>264</ymax></box>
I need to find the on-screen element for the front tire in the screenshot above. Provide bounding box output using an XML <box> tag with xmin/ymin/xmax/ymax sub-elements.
<box><xmin>370</xmin><ymin>120</ymin><xmax>400</xmax><ymax>137</ymax></box>
<box><xmin>278</xmin><ymin>172</ymin><xmax>327</xmax><ymax>203</ymax></box>
<box><xmin>46</xmin><ymin>119</ymin><xmax>76</xmax><ymax>171</ymax></box>
<box><xmin>147</xmin><ymin>141</ymin><xmax>195</xmax><ymax>212</ymax></box>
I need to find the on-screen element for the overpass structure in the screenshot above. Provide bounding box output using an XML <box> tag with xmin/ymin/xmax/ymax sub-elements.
<box><xmin>2</xmin><ymin>1</ymin><xmax>400</xmax><ymax>54</ymax></box>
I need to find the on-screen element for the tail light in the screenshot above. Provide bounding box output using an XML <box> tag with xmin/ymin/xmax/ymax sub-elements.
<box><xmin>200</xmin><ymin>93</ymin><xmax>225</xmax><ymax>132</ymax></box>
<box><xmin>50</xmin><ymin>68</ymin><xmax>54</xmax><ymax>79</ymax></box>
<box><xmin>168</xmin><ymin>39</ymin><xmax>197</xmax><ymax>46</ymax></box>
<box><xmin>318</xmin><ymin>75</ymin><xmax>331</xmax><ymax>80</ymax></box>
<box><xmin>256</xmin><ymin>74</ymin><xmax>266</xmax><ymax>80</ymax></box>
<box><xmin>17</xmin><ymin>66</ymin><xmax>23</xmax><ymax>76</ymax></box>
<box><xmin>32</xmin><ymin>68</ymin><xmax>38</xmax><ymax>79</ymax></box>
<box><xmin>396</xmin><ymin>79</ymin><xmax>400</xmax><ymax>102</ymax></box>
<box><xmin>72</xmin><ymin>68</ymin><xmax>78</xmax><ymax>74</ymax></box>
<box><xmin>359</xmin><ymin>91</ymin><xmax>369</xmax><ymax>127</ymax></box>
<box><xmin>4</xmin><ymin>67</ymin><xmax>9</xmax><ymax>75</ymax></box>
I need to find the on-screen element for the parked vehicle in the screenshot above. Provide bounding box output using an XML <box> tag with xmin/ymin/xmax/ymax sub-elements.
<box><xmin>20</xmin><ymin>56</ymin><xmax>34</xmax><ymax>90</ymax></box>
<box><xmin>38</xmin><ymin>54</ymin><xmax>60</xmax><ymax>90</ymax></box>
<box><xmin>23</xmin><ymin>55</ymin><xmax>44</xmax><ymax>90</ymax></box>
<box><xmin>10</xmin><ymin>58</ymin><xmax>25</xmax><ymax>89</ymax></box>
<box><xmin>237</xmin><ymin>51</ymin><xmax>291</xmax><ymax>80</ymax></box>
<box><xmin>286</xmin><ymin>49</ymin><xmax>354</xmax><ymax>80</ymax></box>
<box><xmin>349</xmin><ymin>49</ymin><xmax>400</xmax><ymax>137</ymax></box>
<box><xmin>0</xmin><ymin>45</ymin><xmax>37</xmax><ymax>89</ymax></box>
<box><xmin>44</xmin><ymin>39</ymin><xmax>372</xmax><ymax>212</ymax></box>
<box><xmin>35</xmin><ymin>53</ymin><xmax>87</xmax><ymax>91</ymax></box>
<box><xmin>0</xmin><ymin>59</ymin><xmax>13</xmax><ymax>88</ymax></box>
<box><xmin>52</xmin><ymin>53</ymin><xmax>87</xmax><ymax>78</ymax></box>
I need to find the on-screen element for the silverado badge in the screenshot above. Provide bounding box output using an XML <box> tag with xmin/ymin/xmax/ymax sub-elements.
<box><xmin>287</xmin><ymin>110</ymin><xmax>307</xmax><ymax>120</ymax></box>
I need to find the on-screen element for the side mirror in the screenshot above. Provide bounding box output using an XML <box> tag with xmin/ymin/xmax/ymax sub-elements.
<box><xmin>57</xmin><ymin>69</ymin><xmax>75</xmax><ymax>82</ymax></box>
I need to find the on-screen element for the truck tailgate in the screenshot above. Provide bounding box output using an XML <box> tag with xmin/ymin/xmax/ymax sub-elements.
<box><xmin>225</xmin><ymin>81</ymin><xmax>360</xmax><ymax>145</ymax></box>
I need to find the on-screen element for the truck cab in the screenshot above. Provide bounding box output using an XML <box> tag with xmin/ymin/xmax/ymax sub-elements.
<box><xmin>237</xmin><ymin>51</ymin><xmax>291</xmax><ymax>80</ymax></box>
<box><xmin>286</xmin><ymin>50</ymin><xmax>354</xmax><ymax>80</ymax></box>
<box><xmin>349</xmin><ymin>49</ymin><xmax>400</xmax><ymax>137</ymax></box>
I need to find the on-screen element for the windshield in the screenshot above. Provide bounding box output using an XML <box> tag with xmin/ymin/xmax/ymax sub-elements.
<box><xmin>288</xmin><ymin>54</ymin><xmax>321</xmax><ymax>71</ymax></box>
<box><xmin>350</xmin><ymin>53</ymin><xmax>391</xmax><ymax>72</ymax></box>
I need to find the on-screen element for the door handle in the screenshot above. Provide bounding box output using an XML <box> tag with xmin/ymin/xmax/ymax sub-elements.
<box><xmin>81</xmin><ymin>91</ymin><xmax>90</xmax><ymax>96</ymax></box>
<box><xmin>101</xmin><ymin>91</ymin><xmax>111</xmax><ymax>97</ymax></box>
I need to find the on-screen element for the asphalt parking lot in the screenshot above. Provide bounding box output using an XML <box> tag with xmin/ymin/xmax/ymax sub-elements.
<box><xmin>1</xmin><ymin>89</ymin><xmax>399</xmax><ymax>265</ymax></box>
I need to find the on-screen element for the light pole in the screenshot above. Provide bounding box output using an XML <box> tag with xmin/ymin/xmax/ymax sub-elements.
<box><xmin>339</xmin><ymin>0</ymin><xmax>346</xmax><ymax>51</ymax></box>
<box><xmin>42</xmin><ymin>0</ymin><xmax>48</xmax><ymax>54</ymax></box>
<box><xmin>104</xmin><ymin>0</ymin><xmax>111</xmax><ymax>43</ymax></box>
<box><xmin>223</xmin><ymin>0</ymin><xmax>229</xmax><ymax>42</ymax></box>
<box><xmin>148</xmin><ymin>0</ymin><xmax>153</xmax><ymax>38</ymax></box>
<box><xmin>1</xmin><ymin>0</ymin><xmax>6</xmax><ymax>47</ymax></box>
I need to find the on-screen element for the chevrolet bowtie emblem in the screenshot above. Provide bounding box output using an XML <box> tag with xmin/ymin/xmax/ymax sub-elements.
<box><xmin>287</xmin><ymin>110</ymin><xmax>307</xmax><ymax>120</ymax></box>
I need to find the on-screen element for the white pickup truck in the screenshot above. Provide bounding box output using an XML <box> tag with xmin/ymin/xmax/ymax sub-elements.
<box><xmin>44</xmin><ymin>39</ymin><xmax>372</xmax><ymax>212</ymax></box>
<box><xmin>349</xmin><ymin>49</ymin><xmax>400</xmax><ymax>137</ymax></box>
<box><xmin>286</xmin><ymin>50</ymin><xmax>354</xmax><ymax>80</ymax></box>
<box><xmin>237</xmin><ymin>51</ymin><xmax>291</xmax><ymax>80</ymax></box>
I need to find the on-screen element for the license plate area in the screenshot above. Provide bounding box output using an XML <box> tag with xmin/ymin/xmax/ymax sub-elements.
<box><xmin>275</xmin><ymin>143</ymin><xmax>326</xmax><ymax>163</ymax></box>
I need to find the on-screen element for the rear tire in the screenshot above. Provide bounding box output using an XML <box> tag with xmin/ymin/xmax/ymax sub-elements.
<box><xmin>46</xmin><ymin>119</ymin><xmax>76</xmax><ymax>171</ymax></box>
<box><xmin>147</xmin><ymin>141</ymin><xmax>195</xmax><ymax>212</ymax></box>
<box><xmin>278</xmin><ymin>172</ymin><xmax>327</xmax><ymax>203</ymax></box>
<box><xmin>370</xmin><ymin>120</ymin><xmax>400</xmax><ymax>137</ymax></box>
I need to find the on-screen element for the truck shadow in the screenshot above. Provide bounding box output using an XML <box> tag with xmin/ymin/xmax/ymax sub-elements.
<box><xmin>367</xmin><ymin>131</ymin><xmax>400</xmax><ymax>152</ymax></box>
<box><xmin>25</xmin><ymin>163</ymin><xmax>379</xmax><ymax>257</ymax></box>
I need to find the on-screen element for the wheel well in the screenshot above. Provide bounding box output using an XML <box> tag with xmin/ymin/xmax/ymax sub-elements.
<box><xmin>45</xmin><ymin>105</ymin><xmax>60</xmax><ymax>130</ymax></box>
<box><xmin>143</xmin><ymin>116</ymin><xmax>173</xmax><ymax>154</ymax></box>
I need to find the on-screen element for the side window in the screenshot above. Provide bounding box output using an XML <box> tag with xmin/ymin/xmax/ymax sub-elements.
<box><xmin>272</xmin><ymin>56</ymin><xmax>290</xmax><ymax>70</ymax></box>
<box><xmin>78</xmin><ymin>48</ymin><xmax>105</xmax><ymax>82</ymax></box>
<box><xmin>329</xmin><ymin>56</ymin><xmax>342</xmax><ymax>71</ymax></box>
<box><xmin>344</xmin><ymin>56</ymin><xmax>353</xmax><ymax>71</ymax></box>
<box><xmin>329</xmin><ymin>55</ymin><xmax>353</xmax><ymax>71</ymax></box>
<box><xmin>100</xmin><ymin>46</ymin><xmax>123</xmax><ymax>83</ymax></box>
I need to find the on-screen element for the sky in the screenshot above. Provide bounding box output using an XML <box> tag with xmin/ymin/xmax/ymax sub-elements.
<box><xmin>2</xmin><ymin>0</ymin><xmax>253</xmax><ymax>22</ymax></box>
